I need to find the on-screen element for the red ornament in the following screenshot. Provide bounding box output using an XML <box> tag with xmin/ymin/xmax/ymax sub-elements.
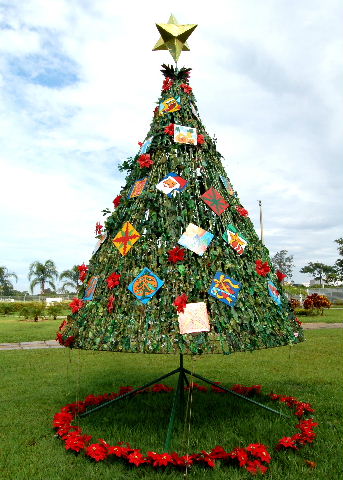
<box><xmin>138</xmin><ymin>154</ymin><xmax>153</xmax><ymax>168</ymax></box>
<box><xmin>164</xmin><ymin>123</ymin><xmax>174</xmax><ymax>136</ymax></box>
<box><xmin>276</xmin><ymin>270</ymin><xmax>287</xmax><ymax>282</ymax></box>
<box><xmin>69</xmin><ymin>298</ymin><xmax>84</xmax><ymax>314</ymax></box>
<box><xmin>107</xmin><ymin>294</ymin><xmax>115</xmax><ymax>314</ymax></box>
<box><xmin>197</xmin><ymin>134</ymin><xmax>205</xmax><ymax>145</ymax></box>
<box><xmin>113</xmin><ymin>195</ymin><xmax>122</xmax><ymax>208</ymax></box>
<box><xmin>138</xmin><ymin>141</ymin><xmax>143</xmax><ymax>147</ymax></box>
<box><xmin>180</xmin><ymin>83</ymin><xmax>192</xmax><ymax>94</ymax></box>
<box><xmin>95</xmin><ymin>222</ymin><xmax>103</xmax><ymax>235</ymax></box>
<box><xmin>255</xmin><ymin>260</ymin><xmax>271</xmax><ymax>277</ymax></box>
<box><xmin>236</xmin><ymin>206</ymin><xmax>249</xmax><ymax>217</ymax></box>
<box><xmin>153</xmin><ymin>106</ymin><xmax>159</xmax><ymax>116</ymax></box>
<box><xmin>107</xmin><ymin>272</ymin><xmax>121</xmax><ymax>289</ymax></box>
<box><xmin>174</xmin><ymin>293</ymin><xmax>188</xmax><ymax>313</ymax></box>
<box><xmin>78</xmin><ymin>264</ymin><xmax>88</xmax><ymax>282</ymax></box>
<box><xmin>167</xmin><ymin>246</ymin><xmax>185</xmax><ymax>263</ymax></box>
<box><xmin>162</xmin><ymin>77</ymin><xmax>174</xmax><ymax>91</ymax></box>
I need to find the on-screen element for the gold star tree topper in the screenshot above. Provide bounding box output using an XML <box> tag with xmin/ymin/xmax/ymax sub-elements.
<box><xmin>153</xmin><ymin>14</ymin><xmax>197</xmax><ymax>63</ymax></box>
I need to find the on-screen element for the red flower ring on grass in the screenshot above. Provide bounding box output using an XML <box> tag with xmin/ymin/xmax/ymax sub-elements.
<box><xmin>53</xmin><ymin>383</ymin><xmax>318</xmax><ymax>474</ymax></box>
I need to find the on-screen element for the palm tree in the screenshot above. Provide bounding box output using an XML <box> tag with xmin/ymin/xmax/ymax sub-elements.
<box><xmin>28</xmin><ymin>260</ymin><xmax>58</xmax><ymax>294</ymax></box>
<box><xmin>59</xmin><ymin>265</ymin><xmax>80</xmax><ymax>293</ymax></box>
<box><xmin>0</xmin><ymin>266</ymin><xmax>18</xmax><ymax>295</ymax></box>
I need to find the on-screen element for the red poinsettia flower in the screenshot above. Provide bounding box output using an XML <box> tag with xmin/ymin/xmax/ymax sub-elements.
<box><xmin>53</xmin><ymin>411</ymin><xmax>73</xmax><ymax>428</ymax></box>
<box><xmin>138</xmin><ymin>141</ymin><xmax>143</xmax><ymax>147</ymax></box>
<box><xmin>113</xmin><ymin>195</ymin><xmax>122</xmax><ymax>208</ymax></box>
<box><xmin>78</xmin><ymin>263</ymin><xmax>88</xmax><ymax>282</ymax></box>
<box><xmin>236</xmin><ymin>206</ymin><xmax>249</xmax><ymax>217</ymax></box>
<box><xmin>138</xmin><ymin>154</ymin><xmax>153</xmax><ymax>168</ymax></box>
<box><xmin>276</xmin><ymin>436</ymin><xmax>299</xmax><ymax>450</ymax></box>
<box><xmin>69</xmin><ymin>298</ymin><xmax>84</xmax><ymax>314</ymax></box>
<box><xmin>197</xmin><ymin>134</ymin><xmax>205</xmax><ymax>144</ymax></box>
<box><xmin>147</xmin><ymin>451</ymin><xmax>174</xmax><ymax>467</ymax></box>
<box><xmin>64</xmin><ymin>336</ymin><xmax>75</xmax><ymax>347</ymax></box>
<box><xmin>107</xmin><ymin>272</ymin><xmax>121</xmax><ymax>289</ymax></box>
<box><xmin>245</xmin><ymin>459</ymin><xmax>268</xmax><ymax>474</ymax></box>
<box><xmin>65</xmin><ymin>432</ymin><xmax>92</xmax><ymax>452</ymax></box>
<box><xmin>162</xmin><ymin>77</ymin><xmax>174</xmax><ymax>91</ymax></box>
<box><xmin>95</xmin><ymin>221</ymin><xmax>103</xmax><ymax>235</ymax></box>
<box><xmin>193</xmin><ymin>451</ymin><xmax>216</xmax><ymax>467</ymax></box>
<box><xmin>173</xmin><ymin>293</ymin><xmax>188</xmax><ymax>313</ymax></box>
<box><xmin>180</xmin><ymin>83</ymin><xmax>192</xmax><ymax>94</ymax></box>
<box><xmin>107</xmin><ymin>294</ymin><xmax>115</xmax><ymax>314</ymax></box>
<box><xmin>164</xmin><ymin>123</ymin><xmax>174</xmax><ymax>135</ymax></box>
<box><xmin>152</xmin><ymin>383</ymin><xmax>174</xmax><ymax>393</ymax></box>
<box><xmin>168</xmin><ymin>246</ymin><xmax>186</xmax><ymax>263</ymax></box>
<box><xmin>276</xmin><ymin>270</ymin><xmax>287</xmax><ymax>282</ymax></box>
<box><xmin>209</xmin><ymin>445</ymin><xmax>229</xmax><ymax>459</ymax></box>
<box><xmin>85</xmin><ymin>443</ymin><xmax>108</xmax><ymax>461</ymax></box>
<box><xmin>230</xmin><ymin>447</ymin><xmax>249</xmax><ymax>467</ymax></box>
<box><xmin>127</xmin><ymin>449</ymin><xmax>147</xmax><ymax>466</ymax></box>
<box><xmin>246</xmin><ymin>443</ymin><xmax>271</xmax><ymax>463</ymax></box>
<box><xmin>255</xmin><ymin>260</ymin><xmax>271</xmax><ymax>277</ymax></box>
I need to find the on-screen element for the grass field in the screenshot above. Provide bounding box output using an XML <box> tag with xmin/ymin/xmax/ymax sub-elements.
<box><xmin>1</xmin><ymin>329</ymin><xmax>342</xmax><ymax>480</ymax></box>
<box><xmin>0</xmin><ymin>309</ymin><xmax>342</xmax><ymax>344</ymax></box>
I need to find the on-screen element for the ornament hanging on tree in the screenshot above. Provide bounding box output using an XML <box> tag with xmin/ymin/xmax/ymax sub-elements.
<box><xmin>223</xmin><ymin>224</ymin><xmax>248</xmax><ymax>255</ymax></box>
<box><xmin>83</xmin><ymin>276</ymin><xmax>99</xmax><ymax>301</ymax></box>
<box><xmin>112</xmin><ymin>222</ymin><xmax>140</xmax><ymax>256</ymax></box>
<box><xmin>177</xmin><ymin>302</ymin><xmax>210</xmax><ymax>334</ymax></box>
<box><xmin>128</xmin><ymin>177</ymin><xmax>149</xmax><ymax>199</ymax></box>
<box><xmin>208</xmin><ymin>272</ymin><xmax>242</xmax><ymax>307</ymax></box>
<box><xmin>128</xmin><ymin>268</ymin><xmax>164</xmax><ymax>304</ymax></box>
<box><xmin>201</xmin><ymin>187</ymin><xmax>230</xmax><ymax>215</ymax></box>
<box><xmin>156</xmin><ymin>172</ymin><xmax>188</xmax><ymax>197</ymax></box>
<box><xmin>174</xmin><ymin>124</ymin><xmax>197</xmax><ymax>145</ymax></box>
<box><xmin>178</xmin><ymin>223</ymin><xmax>214</xmax><ymax>256</ymax></box>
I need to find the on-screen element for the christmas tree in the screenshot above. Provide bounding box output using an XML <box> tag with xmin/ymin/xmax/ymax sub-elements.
<box><xmin>58</xmin><ymin>17</ymin><xmax>303</xmax><ymax>356</ymax></box>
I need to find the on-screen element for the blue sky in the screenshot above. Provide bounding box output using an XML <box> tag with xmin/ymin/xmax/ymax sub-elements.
<box><xmin>0</xmin><ymin>0</ymin><xmax>342</xmax><ymax>292</ymax></box>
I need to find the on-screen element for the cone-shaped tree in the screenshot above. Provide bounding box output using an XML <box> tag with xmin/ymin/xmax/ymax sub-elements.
<box><xmin>59</xmin><ymin>65</ymin><xmax>304</xmax><ymax>354</ymax></box>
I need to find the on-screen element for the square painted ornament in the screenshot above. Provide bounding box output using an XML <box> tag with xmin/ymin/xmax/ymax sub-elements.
<box><xmin>159</xmin><ymin>97</ymin><xmax>181</xmax><ymax>115</ymax></box>
<box><xmin>223</xmin><ymin>224</ymin><xmax>248</xmax><ymax>255</ymax></box>
<box><xmin>83</xmin><ymin>276</ymin><xmax>99</xmax><ymax>301</ymax></box>
<box><xmin>178</xmin><ymin>302</ymin><xmax>211</xmax><ymax>334</ymax></box>
<box><xmin>156</xmin><ymin>172</ymin><xmax>188</xmax><ymax>198</ymax></box>
<box><xmin>92</xmin><ymin>232</ymin><xmax>107</xmax><ymax>254</ymax></box>
<box><xmin>139</xmin><ymin>136</ymin><xmax>153</xmax><ymax>155</ymax></box>
<box><xmin>178</xmin><ymin>223</ymin><xmax>214</xmax><ymax>256</ymax></box>
<box><xmin>208</xmin><ymin>272</ymin><xmax>242</xmax><ymax>307</ymax></box>
<box><xmin>174</xmin><ymin>124</ymin><xmax>197</xmax><ymax>145</ymax></box>
<box><xmin>201</xmin><ymin>187</ymin><xmax>230</xmax><ymax>215</ymax></box>
<box><xmin>128</xmin><ymin>177</ymin><xmax>149</xmax><ymax>199</ymax></box>
<box><xmin>220</xmin><ymin>175</ymin><xmax>235</xmax><ymax>196</ymax></box>
<box><xmin>128</xmin><ymin>267</ymin><xmax>164</xmax><ymax>304</ymax></box>
<box><xmin>268</xmin><ymin>281</ymin><xmax>282</xmax><ymax>305</ymax></box>
<box><xmin>112</xmin><ymin>221</ymin><xmax>140</xmax><ymax>256</ymax></box>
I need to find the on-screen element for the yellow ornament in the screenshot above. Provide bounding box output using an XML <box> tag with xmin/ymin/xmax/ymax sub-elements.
<box><xmin>153</xmin><ymin>14</ymin><xmax>197</xmax><ymax>63</ymax></box>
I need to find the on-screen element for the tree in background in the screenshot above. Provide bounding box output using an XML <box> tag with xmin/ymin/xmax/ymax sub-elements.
<box><xmin>59</xmin><ymin>266</ymin><xmax>80</xmax><ymax>293</ymax></box>
<box><xmin>28</xmin><ymin>260</ymin><xmax>58</xmax><ymax>294</ymax></box>
<box><xmin>334</xmin><ymin>238</ymin><xmax>343</xmax><ymax>281</ymax></box>
<box><xmin>271</xmin><ymin>250</ymin><xmax>294</xmax><ymax>280</ymax></box>
<box><xmin>0</xmin><ymin>266</ymin><xmax>18</xmax><ymax>295</ymax></box>
<box><xmin>300</xmin><ymin>262</ymin><xmax>336</xmax><ymax>286</ymax></box>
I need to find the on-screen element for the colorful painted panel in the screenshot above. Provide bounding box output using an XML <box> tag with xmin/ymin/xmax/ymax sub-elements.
<box><xmin>156</xmin><ymin>172</ymin><xmax>188</xmax><ymax>198</ymax></box>
<box><xmin>178</xmin><ymin>302</ymin><xmax>211</xmax><ymax>334</ymax></box>
<box><xmin>139</xmin><ymin>137</ymin><xmax>153</xmax><ymax>154</ymax></box>
<box><xmin>92</xmin><ymin>232</ymin><xmax>107</xmax><ymax>254</ymax></box>
<box><xmin>220</xmin><ymin>175</ymin><xmax>235</xmax><ymax>196</ymax></box>
<box><xmin>223</xmin><ymin>224</ymin><xmax>248</xmax><ymax>255</ymax></box>
<box><xmin>201</xmin><ymin>187</ymin><xmax>229</xmax><ymax>215</ymax></box>
<box><xmin>128</xmin><ymin>177</ymin><xmax>149</xmax><ymax>199</ymax></box>
<box><xmin>268</xmin><ymin>281</ymin><xmax>282</xmax><ymax>305</ymax></box>
<box><xmin>112</xmin><ymin>221</ymin><xmax>140</xmax><ymax>256</ymax></box>
<box><xmin>178</xmin><ymin>223</ymin><xmax>214</xmax><ymax>256</ymax></box>
<box><xmin>83</xmin><ymin>276</ymin><xmax>99</xmax><ymax>301</ymax></box>
<box><xmin>208</xmin><ymin>272</ymin><xmax>242</xmax><ymax>307</ymax></box>
<box><xmin>174</xmin><ymin>124</ymin><xmax>197</xmax><ymax>145</ymax></box>
<box><xmin>128</xmin><ymin>267</ymin><xmax>164</xmax><ymax>304</ymax></box>
<box><xmin>159</xmin><ymin>97</ymin><xmax>181</xmax><ymax>115</ymax></box>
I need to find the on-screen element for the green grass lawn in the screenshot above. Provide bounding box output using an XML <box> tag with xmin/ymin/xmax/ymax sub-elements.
<box><xmin>300</xmin><ymin>308</ymin><xmax>343</xmax><ymax>323</ymax></box>
<box><xmin>0</xmin><ymin>329</ymin><xmax>342</xmax><ymax>480</ymax></box>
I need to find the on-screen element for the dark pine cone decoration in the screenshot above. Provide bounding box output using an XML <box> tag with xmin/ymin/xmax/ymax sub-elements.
<box><xmin>161</xmin><ymin>64</ymin><xmax>192</xmax><ymax>82</ymax></box>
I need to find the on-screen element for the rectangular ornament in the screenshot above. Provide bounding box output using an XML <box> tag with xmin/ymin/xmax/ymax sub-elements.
<box><xmin>174</xmin><ymin>124</ymin><xmax>197</xmax><ymax>145</ymax></box>
<box><xmin>156</xmin><ymin>172</ymin><xmax>188</xmax><ymax>198</ymax></box>
<box><xmin>268</xmin><ymin>281</ymin><xmax>282</xmax><ymax>305</ymax></box>
<box><xmin>128</xmin><ymin>177</ymin><xmax>149</xmax><ymax>199</ymax></box>
<box><xmin>178</xmin><ymin>302</ymin><xmax>211</xmax><ymax>334</ymax></box>
<box><xmin>128</xmin><ymin>267</ymin><xmax>164</xmax><ymax>304</ymax></box>
<box><xmin>208</xmin><ymin>272</ymin><xmax>242</xmax><ymax>307</ymax></box>
<box><xmin>159</xmin><ymin>97</ymin><xmax>181</xmax><ymax>115</ymax></box>
<box><xmin>139</xmin><ymin>137</ymin><xmax>153</xmax><ymax>155</ymax></box>
<box><xmin>220</xmin><ymin>175</ymin><xmax>235</xmax><ymax>196</ymax></box>
<box><xmin>83</xmin><ymin>276</ymin><xmax>99</xmax><ymax>301</ymax></box>
<box><xmin>201</xmin><ymin>187</ymin><xmax>230</xmax><ymax>215</ymax></box>
<box><xmin>178</xmin><ymin>223</ymin><xmax>214</xmax><ymax>256</ymax></box>
<box><xmin>223</xmin><ymin>224</ymin><xmax>248</xmax><ymax>255</ymax></box>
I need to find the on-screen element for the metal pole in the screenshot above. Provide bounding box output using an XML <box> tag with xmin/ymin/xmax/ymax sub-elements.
<box><xmin>259</xmin><ymin>200</ymin><xmax>264</xmax><ymax>244</ymax></box>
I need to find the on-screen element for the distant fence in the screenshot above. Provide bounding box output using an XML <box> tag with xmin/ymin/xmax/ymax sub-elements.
<box><xmin>0</xmin><ymin>295</ymin><xmax>73</xmax><ymax>302</ymax></box>
<box><xmin>286</xmin><ymin>288</ymin><xmax>343</xmax><ymax>304</ymax></box>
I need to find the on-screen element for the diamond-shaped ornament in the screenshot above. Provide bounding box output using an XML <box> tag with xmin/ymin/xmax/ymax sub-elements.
<box><xmin>201</xmin><ymin>187</ymin><xmax>229</xmax><ymax>215</ymax></box>
<box><xmin>112</xmin><ymin>221</ymin><xmax>140</xmax><ymax>256</ymax></box>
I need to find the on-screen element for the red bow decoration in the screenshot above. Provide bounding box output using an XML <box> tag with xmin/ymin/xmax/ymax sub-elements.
<box><xmin>107</xmin><ymin>295</ymin><xmax>115</xmax><ymax>314</ymax></box>
<box><xmin>107</xmin><ymin>272</ymin><xmax>121</xmax><ymax>289</ymax></box>
<box><xmin>138</xmin><ymin>154</ymin><xmax>153</xmax><ymax>168</ymax></box>
<box><xmin>95</xmin><ymin>222</ymin><xmax>103</xmax><ymax>235</ymax></box>
<box><xmin>69</xmin><ymin>298</ymin><xmax>84</xmax><ymax>314</ymax></box>
<box><xmin>164</xmin><ymin>123</ymin><xmax>174</xmax><ymax>136</ymax></box>
<box><xmin>276</xmin><ymin>270</ymin><xmax>287</xmax><ymax>282</ymax></box>
<box><xmin>197</xmin><ymin>134</ymin><xmax>205</xmax><ymax>145</ymax></box>
<box><xmin>236</xmin><ymin>206</ymin><xmax>249</xmax><ymax>217</ymax></box>
<box><xmin>113</xmin><ymin>195</ymin><xmax>122</xmax><ymax>208</ymax></box>
<box><xmin>174</xmin><ymin>293</ymin><xmax>188</xmax><ymax>313</ymax></box>
<box><xmin>167</xmin><ymin>246</ymin><xmax>185</xmax><ymax>264</ymax></box>
<box><xmin>180</xmin><ymin>83</ymin><xmax>192</xmax><ymax>94</ymax></box>
<box><xmin>255</xmin><ymin>260</ymin><xmax>271</xmax><ymax>277</ymax></box>
<box><xmin>77</xmin><ymin>264</ymin><xmax>88</xmax><ymax>282</ymax></box>
<box><xmin>162</xmin><ymin>77</ymin><xmax>174</xmax><ymax>91</ymax></box>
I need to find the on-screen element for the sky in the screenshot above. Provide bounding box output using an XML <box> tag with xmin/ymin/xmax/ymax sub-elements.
<box><xmin>0</xmin><ymin>0</ymin><xmax>342</xmax><ymax>293</ymax></box>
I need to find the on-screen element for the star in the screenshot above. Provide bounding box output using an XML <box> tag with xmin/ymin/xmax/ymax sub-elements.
<box><xmin>153</xmin><ymin>14</ymin><xmax>197</xmax><ymax>63</ymax></box>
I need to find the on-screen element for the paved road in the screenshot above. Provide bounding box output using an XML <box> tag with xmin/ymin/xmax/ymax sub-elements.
<box><xmin>0</xmin><ymin>323</ymin><xmax>342</xmax><ymax>351</ymax></box>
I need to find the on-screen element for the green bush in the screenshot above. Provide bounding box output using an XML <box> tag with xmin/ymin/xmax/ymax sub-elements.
<box><xmin>0</xmin><ymin>302</ymin><xmax>17</xmax><ymax>315</ymax></box>
<box><xmin>18</xmin><ymin>302</ymin><xmax>46</xmax><ymax>322</ymax></box>
<box><xmin>46</xmin><ymin>303</ymin><xmax>65</xmax><ymax>320</ymax></box>
<box><xmin>295</xmin><ymin>308</ymin><xmax>320</xmax><ymax>316</ymax></box>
